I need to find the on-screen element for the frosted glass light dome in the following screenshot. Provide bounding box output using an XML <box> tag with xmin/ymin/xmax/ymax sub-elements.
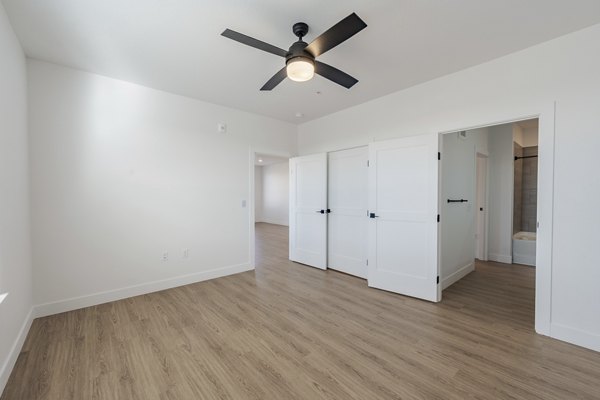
<box><xmin>286</xmin><ymin>58</ymin><xmax>315</xmax><ymax>82</ymax></box>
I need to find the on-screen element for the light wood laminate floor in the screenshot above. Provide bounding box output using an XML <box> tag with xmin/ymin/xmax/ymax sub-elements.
<box><xmin>2</xmin><ymin>223</ymin><xmax>600</xmax><ymax>399</ymax></box>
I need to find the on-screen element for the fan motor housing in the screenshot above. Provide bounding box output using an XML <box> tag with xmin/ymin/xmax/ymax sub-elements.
<box><xmin>286</xmin><ymin>40</ymin><xmax>314</xmax><ymax>64</ymax></box>
<box><xmin>292</xmin><ymin>22</ymin><xmax>309</xmax><ymax>39</ymax></box>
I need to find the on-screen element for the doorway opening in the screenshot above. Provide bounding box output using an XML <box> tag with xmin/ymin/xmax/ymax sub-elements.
<box><xmin>440</xmin><ymin>118</ymin><xmax>539</xmax><ymax>327</ymax></box>
<box><xmin>252</xmin><ymin>152</ymin><xmax>290</xmax><ymax>268</ymax></box>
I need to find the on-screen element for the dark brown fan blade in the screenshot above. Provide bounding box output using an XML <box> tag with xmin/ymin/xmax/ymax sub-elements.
<box><xmin>260</xmin><ymin>67</ymin><xmax>288</xmax><ymax>91</ymax></box>
<box><xmin>304</xmin><ymin>13</ymin><xmax>367</xmax><ymax>57</ymax></box>
<box><xmin>221</xmin><ymin>29</ymin><xmax>288</xmax><ymax>58</ymax></box>
<box><xmin>314</xmin><ymin>61</ymin><xmax>358</xmax><ymax>89</ymax></box>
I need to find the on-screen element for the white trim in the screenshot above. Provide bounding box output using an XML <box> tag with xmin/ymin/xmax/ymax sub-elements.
<box><xmin>249</xmin><ymin>148</ymin><xmax>256</xmax><ymax>269</ymax></box>
<box><xmin>488</xmin><ymin>253</ymin><xmax>513</xmax><ymax>264</ymax></box>
<box><xmin>442</xmin><ymin>262</ymin><xmax>475</xmax><ymax>290</ymax></box>
<box><xmin>551</xmin><ymin>323</ymin><xmax>600</xmax><ymax>353</ymax></box>
<box><xmin>0</xmin><ymin>307</ymin><xmax>34</xmax><ymax>395</ymax></box>
<box><xmin>33</xmin><ymin>263</ymin><xmax>251</xmax><ymax>318</ymax></box>
<box><xmin>437</xmin><ymin>133</ymin><xmax>443</xmax><ymax>301</ymax></box>
<box><xmin>534</xmin><ymin>103</ymin><xmax>554</xmax><ymax>337</ymax></box>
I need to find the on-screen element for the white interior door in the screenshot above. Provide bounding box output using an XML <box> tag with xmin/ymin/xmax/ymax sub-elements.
<box><xmin>368</xmin><ymin>134</ymin><xmax>440</xmax><ymax>302</ymax></box>
<box><xmin>327</xmin><ymin>147</ymin><xmax>368</xmax><ymax>278</ymax></box>
<box><xmin>475</xmin><ymin>154</ymin><xmax>488</xmax><ymax>260</ymax></box>
<box><xmin>289</xmin><ymin>153</ymin><xmax>328</xmax><ymax>269</ymax></box>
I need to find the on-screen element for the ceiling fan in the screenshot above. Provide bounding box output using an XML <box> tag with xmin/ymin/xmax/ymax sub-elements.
<box><xmin>221</xmin><ymin>13</ymin><xmax>367</xmax><ymax>91</ymax></box>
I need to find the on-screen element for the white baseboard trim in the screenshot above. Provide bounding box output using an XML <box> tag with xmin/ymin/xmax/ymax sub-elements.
<box><xmin>0</xmin><ymin>307</ymin><xmax>34</xmax><ymax>395</ymax></box>
<box><xmin>34</xmin><ymin>262</ymin><xmax>253</xmax><ymax>318</ymax></box>
<box><xmin>488</xmin><ymin>253</ymin><xmax>513</xmax><ymax>264</ymax></box>
<box><xmin>551</xmin><ymin>323</ymin><xmax>600</xmax><ymax>353</ymax></box>
<box><xmin>442</xmin><ymin>262</ymin><xmax>475</xmax><ymax>290</ymax></box>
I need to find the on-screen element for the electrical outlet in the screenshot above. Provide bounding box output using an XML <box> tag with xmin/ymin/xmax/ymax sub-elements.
<box><xmin>183</xmin><ymin>248</ymin><xmax>189</xmax><ymax>259</ymax></box>
<box><xmin>162</xmin><ymin>251</ymin><xmax>169</xmax><ymax>262</ymax></box>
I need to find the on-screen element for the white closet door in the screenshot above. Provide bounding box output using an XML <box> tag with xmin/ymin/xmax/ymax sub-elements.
<box><xmin>368</xmin><ymin>134</ymin><xmax>441</xmax><ymax>302</ymax></box>
<box><xmin>289</xmin><ymin>153</ymin><xmax>328</xmax><ymax>269</ymax></box>
<box><xmin>328</xmin><ymin>147</ymin><xmax>368</xmax><ymax>278</ymax></box>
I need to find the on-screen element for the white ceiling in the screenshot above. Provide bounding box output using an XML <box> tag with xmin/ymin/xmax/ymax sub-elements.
<box><xmin>255</xmin><ymin>153</ymin><xmax>288</xmax><ymax>166</ymax></box>
<box><xmin>3</xmin><ymin>0</ymin><xmax>600</xmax><ymax>123</ymax></box>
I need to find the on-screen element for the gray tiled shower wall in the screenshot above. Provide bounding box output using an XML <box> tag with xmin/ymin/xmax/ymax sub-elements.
<box><xmin>513</xmin><ymin>144</ymin><xmax>538</xmax><ymax>233</ymax></box>
<box><xmin>521</xmin><ymin>146</ymin><xmax>538</xmax><ymax>232</ymax></box>
<box><xmin>513</xmin><ymin>143</ymin><xmax>523</xmax><ymax>234</ymax></box>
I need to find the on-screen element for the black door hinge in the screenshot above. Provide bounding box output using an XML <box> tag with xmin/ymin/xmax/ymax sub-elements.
<box><xmin>438</xmin><ymin>152</ymin><xmax>441</xmax><ymax>160</ymax></box>
<box><xmin>437</xmin><ymin>276</ymin><xmax>440</xmax><ymax>284</ymax></box>
<box><xmin>437</xmin><ymin>214</ymin><xmax>440</xmax><ymax>222</ymax></box>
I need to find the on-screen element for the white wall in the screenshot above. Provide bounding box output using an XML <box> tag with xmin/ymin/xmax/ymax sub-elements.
<box><xmin>0</xmin><ymin>4</ymin><xmax>33</xmax><ymax>393</ymax></box>
<box><xmin>487</xmin><ymin>124</ymin><xmax>514</xmax><ymax>263</ymax></box>
<box><xmin>440</xmin><ymin>128</ymin><xmax>489</xmax><ymax>288</ymax></box>
<box><xmin>298</xmin><ymin>23</ymin><xmax>600</xmax><ymax>351</ymax></box>
<box><xmin>27</xmin><ymin>60</ymin><xmax>297</xmax><ymax>314</ymax></box>
<box><xmin>259</xmin><ymin>161</ymin><xmax>289</xmax><ymax>226</ymax></box>
<box><xmin>254</xmin><ymin>166</ymin><xmax>263</xmax><ymax>222</ymax></box>
<box><xmin>522</xmin><ymin>127</ymin><xmax>539</xmax><ymax>147</ymax></box>
<box><xmin>513</xmin><ymin>123</ymin><xmax>524</xmax><ymax>147</ymax></box>
<box><xmin>514</xmin><ymin>124</ymin><xmax>539</xmax><ymax>147</ymax></box>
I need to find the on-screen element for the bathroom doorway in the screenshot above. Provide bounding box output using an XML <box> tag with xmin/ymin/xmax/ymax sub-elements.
<box><xmin>440</xmin><ymin>117</ymin><xmax>540</xmax><ymax>329</ymax></box>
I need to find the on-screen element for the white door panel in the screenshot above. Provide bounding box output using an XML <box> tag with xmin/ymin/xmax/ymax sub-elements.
<box><xmin>368</xmin><ymin>134</ymin><xmax>440</xmax><ymax>302</ymax></box>
<box><xmin>328</xmin><ymin>147</ymin><xmax>368</xmax><ymax>278</ymax></box>
<box><xmin>476</xmin><ymin>155</ymin><xmax>488</xmax><ymax>260</ymax></box>
<box><xmin>289</xmin><ymin>153</ymin><xmax>328</xmax><ymax>269</ymax></box>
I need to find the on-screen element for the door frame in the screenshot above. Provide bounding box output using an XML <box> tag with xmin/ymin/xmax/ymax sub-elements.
<box><xmin>438</xmin><ymin>102</ymin><xmax>554</xmax><ymax>337</ymax></box>
<box><xmin>249</xmin><ymin>148</ymin><xmax>293</xmax><ymax>269</ymax></box>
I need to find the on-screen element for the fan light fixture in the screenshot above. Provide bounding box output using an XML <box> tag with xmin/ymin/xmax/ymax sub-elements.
<box><xmin>286</xmin><ymin>58</ymin><xmax>314</xmax><ymax>82</ymax></box>
<box><xmin>221</xmin><ymin>13</ymin><xmax>366</xmax><ymax>90</ymax></box>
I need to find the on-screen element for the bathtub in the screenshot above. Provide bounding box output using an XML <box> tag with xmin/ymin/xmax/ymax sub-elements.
<box><xmin>513</xmin><ymin>231</ymin><xmax>536</xmax><ymax>266</ymax></box>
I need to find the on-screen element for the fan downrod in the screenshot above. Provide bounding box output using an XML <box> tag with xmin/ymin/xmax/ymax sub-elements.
<box><xmin>292</xmin><ymin>22</ymin><xmax>309</xmax><ymax>39</ymax></box>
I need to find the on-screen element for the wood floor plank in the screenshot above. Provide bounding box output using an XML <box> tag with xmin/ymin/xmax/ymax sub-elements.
<box><xmin>2</xmin><ymin>222</ymin><xmax>600</xmax><ymax>399</ymax></box>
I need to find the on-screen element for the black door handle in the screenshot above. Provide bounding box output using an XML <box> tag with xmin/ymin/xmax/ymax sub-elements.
<box><xmin>369</xmin><ymin>213</ymin><xmax>379</xmax><ymax>218</ymax></box>
<box><xmin>316</xmin><ymin>209</ymin><xmax>325</xmax><ymax>214</ymax></box>
<box><xmin>326</xmin><ymin>209</ymin><xmax>331</xmax><ymax>214</ymax></box>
